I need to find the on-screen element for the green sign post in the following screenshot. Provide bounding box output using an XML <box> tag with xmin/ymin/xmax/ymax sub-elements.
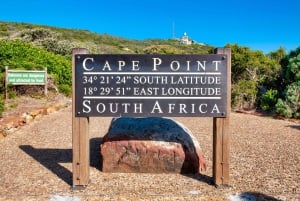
<box><xmin>5</xmin><ymin>67</ymin><xmax>48</xmax><ymax>99</ymax></box>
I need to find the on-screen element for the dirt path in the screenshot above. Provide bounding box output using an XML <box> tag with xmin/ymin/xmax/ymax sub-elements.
<box><xmin>0</xmin><ymin>105</ymin><xmax>299</xmax><ymax>201</ymax></box>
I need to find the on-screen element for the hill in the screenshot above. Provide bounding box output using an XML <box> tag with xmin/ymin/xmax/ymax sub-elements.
<box><xmin>0</xmin><ymin>21</ymin><xmax>299</xmax><ymax>119</ymax></box>
<box><xmin>0</xmin><ymin>21</ymin><xmax>215</xmax><ymax>117</ymax></box>
<box><xmin>0</xmin><ymin>21</ymin><xmax>214</xmax><ymax>55</ymax></box>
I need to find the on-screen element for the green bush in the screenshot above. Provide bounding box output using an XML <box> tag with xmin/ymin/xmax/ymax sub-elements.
<box><xmin>260</xmin><ymin>89</ymin><xmax>278</xmax><ymax>111</ymax></box>
<box><xmin>8</xmin><ymin>89</ymin><xmax>17</xmax><ymax>99</ymax></box>
<box><xmin>276</xmin><ymin>81</ymin><xmax>300</xmax><ymax>118</ymax></box>
<box><xmin>232</xmin><ymin>79</ymin><xmax>257</xmax><ymax>109</ymax></box>
<box><xmin>18</xmin><ymin>28</ymin><xmax>72</xmax><ymax>56</ymax></box>
<box><xmin>285</xmin><ymin>54</ymin><xmax>300</xmax><ymax>82</ymax></box>
<box><xmin>226</xmin><ymin>44</ymin><xmax>280</xmax><ymax>110</ymax></box>
<box><xmin>275</xmin><ymin>50</ymin><xmax>300</xmax><ymax>118</ymax></box>
<box><xmin>58</xmin><ymin>84</ymin><xmax>72</xmax><ymax>97</ymax></box>
<box><xmin>276</xmin><ymin>99</ymin><xmax>293</xmax><ymax>118</ymax></box>
<box><xmin>143</xmin><ymin>45</ymin><xmax>183</xmax><ymax>54</ymax></box>
<box><xmin>0</xmin><ymin>40</ymin><xmax>71</xmax><ymax>95</ymax></box>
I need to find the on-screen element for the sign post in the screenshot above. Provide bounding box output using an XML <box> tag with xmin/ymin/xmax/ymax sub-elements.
<box><xmin>72</xmin><ymin>48</ymin><xmax>90</xmax><ymax>189</ymax></box>
<box><xmin>213</xmin><ymin>48</ymin><xmax>231</xmax><ymax>186</ymax></box>
<box><xmin>72</xmin><ymin>48</ymin><xmax>231</xmax><ymax>188</ymax></box>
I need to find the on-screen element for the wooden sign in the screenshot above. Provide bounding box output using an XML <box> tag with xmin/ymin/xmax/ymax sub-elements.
<box><xmin>5</xmin><ymin>67</ymin><xmax>48</xmax><ymax>98</ymax></box>
<box><xmin>74</xmin><ymin>54</ymin><xmax>228</xmax><ymax>117</ymax></box>
<box><xmin>72</xmin><ymin>48</ymin><xmax>231</xmax><ymax>189</ymax></box>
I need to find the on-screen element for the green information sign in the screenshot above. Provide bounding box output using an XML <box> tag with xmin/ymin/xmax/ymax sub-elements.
<box><xmin>7</xmin><ymin>71</ymin><xmax>46</xmax><ymax>85</ymax></box>
<box><xmin>5</xmin><ymin>67</ymin><xmax>48</xmax><ymax>98</ymax></box>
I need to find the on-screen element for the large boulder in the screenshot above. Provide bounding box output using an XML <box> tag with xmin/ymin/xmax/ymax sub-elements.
<box><xmin>100</xmin><ymin>117</ymin><xmax>206</xmax><ymax>174</ymax></box>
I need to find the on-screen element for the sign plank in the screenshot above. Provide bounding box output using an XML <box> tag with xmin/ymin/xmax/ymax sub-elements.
<box><xmin>75</xmin><ymin>54</ymin><xmax>228</xmax><ymax>117</ymax></box>
<box><xmin>7</xmin><ymin>71</ymin><xmax>46</xmax><ymax>85</ymax></box>
<box><xmin>5</xmin><ymin>67</ymin><xmax>48</xmax><ymax>99</ymax></box>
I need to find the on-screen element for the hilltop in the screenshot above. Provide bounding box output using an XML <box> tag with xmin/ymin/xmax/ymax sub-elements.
<box><xmin>0</xmin><ymin>21</ymin><xmax>214</xmax><ymax>55</ymax></box>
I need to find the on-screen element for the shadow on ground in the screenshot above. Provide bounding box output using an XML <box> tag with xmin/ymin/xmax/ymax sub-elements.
<box><xmin>18</xmin><ymin>138</ymin><xmax>104</xmax><ymax>186</ymax></box>
<box><xmin>19</xmin><ymin>137</ymin><xmax>213</xmax><ymax>187</ymax></box>
<box><xmin>228</xmin><ymin>191</ymin><xmax>282</xmax><ymax>201</ymax></box>
<box><xmin>19</xmin><ymin>145</ymin><xmax>73</xmax><ymax>185</ymax></box>
<box><xmin>287</xmin><ymin>125</ymin><xmax>300</xmax><ymax>130</ymax></box>
<box><xmin>90</xmin><ymin>137</ymin><xmax>103</xmax><ymax>170</ymax></box>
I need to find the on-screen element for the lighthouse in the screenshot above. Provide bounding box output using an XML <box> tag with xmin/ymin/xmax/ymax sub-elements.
<box><xmin>181</xmin><ymin>32</ymin><xmax>192</xmax><ymax>45</ymax></box>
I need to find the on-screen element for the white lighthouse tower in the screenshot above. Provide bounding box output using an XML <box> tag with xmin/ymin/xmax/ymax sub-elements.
<box><xmin>181</xmin><ymin>32</ymin><xmax>192</xmax><ymax>45</ymax></box>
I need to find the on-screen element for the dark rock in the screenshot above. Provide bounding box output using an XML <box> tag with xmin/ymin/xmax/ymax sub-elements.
<box><xmin>101</xmin><ymin>117</ymin><xmax>206</xmax><ymax>174</ymax></box>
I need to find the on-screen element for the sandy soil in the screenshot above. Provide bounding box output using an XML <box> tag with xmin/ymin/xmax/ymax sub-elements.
<box><xmin>0</xmin><ymin>100</ymin><xmax>299</xmax><ymax>200</ymax></box>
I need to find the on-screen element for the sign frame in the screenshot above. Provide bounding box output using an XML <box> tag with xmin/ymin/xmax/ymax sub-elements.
<box><xmin>74</xmin><ymin>54</ymin><xmax>228</xmax><ymax>118</ymax></box>
<box><xmin>5</xmin><ymin>67</ymin><xmax>48</xmax><ymax>99</ymax></box>
<box><xmin>71</xmin><ymin>48</ymin><xmax>231</xmax><ymax>189</ymax></box>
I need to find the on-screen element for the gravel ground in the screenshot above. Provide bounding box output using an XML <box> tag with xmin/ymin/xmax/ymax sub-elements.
<box><xmin>0</xmin><ymin>106</ymin><xmax>299</xmax><ymax>201</ymax></box>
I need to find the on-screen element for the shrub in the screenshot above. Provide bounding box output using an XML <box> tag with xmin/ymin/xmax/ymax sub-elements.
<box><xmin>0</xmin><ymin>40</ymin><xmax>71</xmax><ymax>96</ymax></box>
<box><xmin>18</xmin><ymin>28</ymin><xmax>72</xmax><ymax>56</ymax></box>
<box><xmin>276</xmin><ymin>81</ymin><xmax>300</xmax><ymax>118</ymax></box>
<box><xmin>276</xmin><ymin>99</ymin><xmax>292</xmax><ymax>118</ymax></box>
<box><xmin>232</xmin><ymin>79</ymin><xmax>257</xmax><ymax>109</ymax></box>
<box><xmin>143</xmin><ymin>45</ymin><xmax>183</xmax><ymax>54</ymax></box>
<box><xmin>58</xmin><ymin>84</ymin><xmax>72</xmax><ymax>97</ymax></box>
<box><xmin>260</xmin><ymin>89</ymin><xmax>278</xmax><ymax>111</ymax></box>
<box><xmin>285</xmin><ymin>54</ymin><xmax>300</xmax><ymax>82</ymax></box>
<box><xmin>275</xmin><ymin>50</ymin><xmax>300</xmax><ymax>118</ymax></box>
<box><xmin>226</xmin><ymin>44</ymin><xmax>280</xmax><ymax>110</ymax></box>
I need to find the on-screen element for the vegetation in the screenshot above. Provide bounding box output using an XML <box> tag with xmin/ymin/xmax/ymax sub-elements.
<box><xmin>275</xmin><ymin>48</ymin><xmax>300</xmax><ymax>118</ymax></box>
<box><xmin>227</xmin><ymin>44</ymin><xmax>281</xmax><ymax>109</ymax></box>
<box><xmin>0</xmin><ymin>21</ymin><xmax>299</xmax><ymax>119</ymax></box>
<box><xmin>0</xmin><ymin>39</ymin><xmax>71</xmax><ymax>106</ymax></box>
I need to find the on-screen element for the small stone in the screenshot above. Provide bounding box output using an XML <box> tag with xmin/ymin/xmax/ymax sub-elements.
<box><xmin>23</xmin><ymin>113</ymin><xmax>34</xmax><ymax>124</ymax></box>
<box><xmin>0</xmin><ymin>133</ymin><xmax>4</xmax><ymax>140</ymax></box>
<box><xmin>4</xmin><ymin>122</ymin><xmax>14</xmax><ymax>130</ymax></box>
<box><xmin>45</xmin><ymin>106</ymin><xmax>57</xmax><ymax>115</ymax></box>
<box><xmin>30</xmin><ymin>109</ymin><xmax>43</xmax><ymax>118</ymax></box>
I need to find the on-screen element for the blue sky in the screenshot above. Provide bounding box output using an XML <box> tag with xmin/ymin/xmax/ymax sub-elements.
<box><xmin>1</xmin><ymin>0</ymin><xmax>299</xmax><ymax>53</ymax></box>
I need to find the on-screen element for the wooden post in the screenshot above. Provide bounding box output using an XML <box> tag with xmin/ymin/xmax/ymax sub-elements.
<box><xmin>213</xmin><ymin>48</ymin><xmax>231</xmax><ymax>187</ymax></box>
<box><xmin>44</xmin><ymin>67</ymin><xmax>48</xmax><ymax>97</ymax></box>
<box><xmin>72</xmin><ymin>48</ymin><xmax>90</xmax><ymax>189</ymax></box>
<box><xmin>5</xmin><ymin>66</ymin><xmax>8</xmax><ymax>101</ymax></box>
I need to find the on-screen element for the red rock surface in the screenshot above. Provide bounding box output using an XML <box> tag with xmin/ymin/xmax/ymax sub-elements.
<box><xmin>101</xmin><ymin>117</ymin><xmax>206</xmax><ymax>174</ymax></box>
<box><xmin>0</xmin><ymin>95</ymin><xmax>70</xmax><ymax>139</ymax></box>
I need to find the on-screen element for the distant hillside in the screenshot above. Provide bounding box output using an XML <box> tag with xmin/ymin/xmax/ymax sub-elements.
<box><xmin>0</xmin><ymin>21</ymin><xmax>214</xmax><ymax>116</ymax></box>
<box><xmin>0</xmin><ymin>21</ymin><xmax>214</xmax><ymax>55</ymax></box>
